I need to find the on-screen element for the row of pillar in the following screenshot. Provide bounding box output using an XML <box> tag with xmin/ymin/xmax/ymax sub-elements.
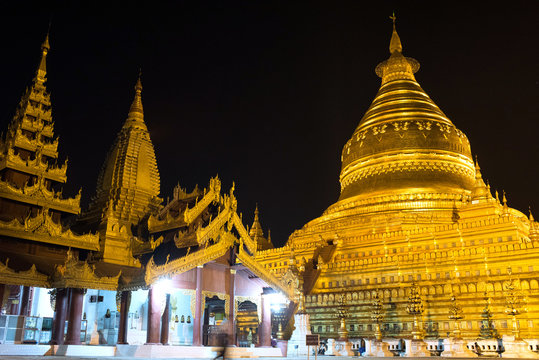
<box><xmin>51</xmin><ymin>288</ymin><xmax>85</xmax><ymax>345</ymax></box>
<box><xmin>5</xmin><ymin>264</ymin><xmax>274</xmax><ymax>347</ymax></box>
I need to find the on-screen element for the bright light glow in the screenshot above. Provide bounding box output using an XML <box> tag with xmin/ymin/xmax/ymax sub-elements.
<box><xmin>154</xmin><ymin>278</ymin><xmax>173</xmax><ymax>294</ymax></box>
<box><xmin>267</xmin><ymin>292</ymin><xmax>288</xmax><ymax>311</ymax></box>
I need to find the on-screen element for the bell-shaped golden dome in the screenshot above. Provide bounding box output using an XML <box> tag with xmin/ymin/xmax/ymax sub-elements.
<box><xmin>338</xmin><ymin>18</ymin><xmax>475</xmax><ymax>211</ymax></box>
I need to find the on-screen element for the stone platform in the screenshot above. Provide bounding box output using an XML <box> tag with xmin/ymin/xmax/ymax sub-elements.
<box><xmin>0</xmin><ymin>344</ymin><xmax>283</xmax><ymax>358</ymax></box>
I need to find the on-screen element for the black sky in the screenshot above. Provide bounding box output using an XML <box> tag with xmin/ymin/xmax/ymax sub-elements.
<box><xmin>0</xmin><ymin>1</ymin><xmax>538</xmax><ymax>247</ymax></box>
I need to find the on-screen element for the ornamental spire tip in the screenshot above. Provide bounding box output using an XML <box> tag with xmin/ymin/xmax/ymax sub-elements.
<box><xmin>389</xmin><ymin>12</ymin><xmax>402</xmax><ymax>54</ymax></box>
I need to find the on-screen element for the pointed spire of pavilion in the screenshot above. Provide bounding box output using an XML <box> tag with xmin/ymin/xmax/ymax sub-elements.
<box><xmin>529</xmin><ymin>207</ymin><xmax>539</xmax><ymax>242</ymax></box>
<box><xmin>249</xmin><ymin>204</ymin><xmax>264</xmax><ymax>240</ymax></box>
<box><xmin>35</xmin><ymin>32</ymin><xmax>50</xmax><ymax>85</ymax></box>
<box><xmin>126</xmin><ymin>70</ymin><xmax>144</xmax><ymax>124</ymax></box>
<box><xmin>389</xmin><ymin>12</ymin><xmax>402</xmax><ymax>54</ymax></box>
<box><xmin>471</xmin><ymin>156</ymin><xmax>492</xmax><ymax>202</ymax></box>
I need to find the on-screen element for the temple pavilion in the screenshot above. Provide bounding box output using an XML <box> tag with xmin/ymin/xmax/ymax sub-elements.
<box><xmin>0</xmin><ymin>34</ymin><xmax>297</xmax><ymax>352</ymax></box>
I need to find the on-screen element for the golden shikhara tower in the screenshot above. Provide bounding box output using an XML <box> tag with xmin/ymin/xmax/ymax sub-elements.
<box><xmin>78</xmin><ymin>75</ymin><xmax>161</xmax><ymax>266</ymax></box>
<box><xmin>257</xmin><ymin>19</ymin><xmax>539</xmax><ymax>339</ymax></box>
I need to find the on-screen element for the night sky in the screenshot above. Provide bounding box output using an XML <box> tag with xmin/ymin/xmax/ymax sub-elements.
<box><xmin>1</xmin><ymin>1</ymin><xmax>537</xmax><ymax>247</ymax></box>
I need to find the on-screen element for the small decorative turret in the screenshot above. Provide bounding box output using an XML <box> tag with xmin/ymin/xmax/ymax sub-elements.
<box><xmin>471</xmin><ymin>158</ymin><xmax>493</xmax><ymax>203</ymax></box>
<box><xmin>529</xmin><ymin>208</ymin><xmax>539</xmax><ymax>242</ymax></box>
<box><xmin>249</xmin><ymin>204</ymin><xmax>273</xmax><ymax>251</ymax></box>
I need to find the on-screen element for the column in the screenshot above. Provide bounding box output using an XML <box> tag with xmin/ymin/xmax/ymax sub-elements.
<box><xmin>64</xmin><ymin>288</ymin><xmax>84</xmax><ymax>345</ymax></box>
<box><xmin>117</xmin><ymin>291</ymin><xmax>131</xmax><ymax>344</ymax></box>
<box><xmin>19</xmin><ymin>286</ymin><xmax>31</xmax><ymax>316</ymax></box>
<box><xmin>146</xmin><ymin>286</ymin><xmax>163</xmax><ymax>344</ymax></box>
<box><xmin>192</xmin><ymin>265</ymin><xmax>203</xmax><ymax>346</ymax></box>
<box><xmin>259</xmin><ymin>293</ymin><xmax>272</xmax><ymax>347</ymax></box>
<box><xmin>227</xmin><ymin>269</ymin><xmax>236</xmax><ymax>345</ymax></box>
<box><xmin>0</xmin><ymin>284</ymin><xmax>5</xmax><ymax>313</ymax></box>
<box><xmin>160</xmin><ymin>293</ymin><xmax>170</xmax><ymax>345</ymax></box>
<box><xmin>51</xmin><ymin>288</ymin><xmax>69</xmax><ymax>345</ymax></box>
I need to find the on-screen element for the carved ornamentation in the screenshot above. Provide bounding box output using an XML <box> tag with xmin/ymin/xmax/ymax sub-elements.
<box><xmin>0</xmin><ymin>258</ymin><xmax>49</xmax><ymax>287</ymax></box>
<box><xmin>0</xmin><ymin>209</ymin><xmax>99</xmax><ymax>250</ymax></box>
<box><xmin>202</xmin><ymin>291</ymin><xmax>230</xmax><ymax>318</ymax></box>
<box><xmin>52</xmin><ymin>249</ymin><xmax>121</xmax><ymax>290</ymax></box>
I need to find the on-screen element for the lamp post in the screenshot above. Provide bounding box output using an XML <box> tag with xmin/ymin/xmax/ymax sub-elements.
<box><xmin>406</xmin><ymin>283</ymin><xmax>424</xmax><ymax>340</ymax></box>
<box><xmin>504</xmin><ymin>274</ymin><xmax>523</xmax><ymax>340</ymax></box>
<box><xmin>448</xmin><ymin>295</ymin><xmax>463</xmax><ymax>339</ymax></box>
<box><xmin>371</xmin><ymin>291</ymin><xmax>384</xmax><ymax>341</ymax></box>
<box><xmin>336</xmin><ymin>294</ymin><xmax>348</xmax><ymax>341</ymax></box>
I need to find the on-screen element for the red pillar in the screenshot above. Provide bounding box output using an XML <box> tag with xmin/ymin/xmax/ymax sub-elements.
<box><xmin>0</xmin><ymin>284</ymin><xmax>5</xmax><ymax>313</ymax></box>
<box><xmin>64</xmin><ymin>288</ymin><xmax>84</xmax><ymax>345</ymax></box>
<box><xmin>259</xmin><ymin>293</ymin><xmax>272</xmax><ymax>347</ymax></box>
<box><xmin>19</xmin><ymin>286</ymin><xmax>31</xmax><ymax>316</ymax></box>
<box><xmin>51</xmin><ymin>288</ymin><xmax>69</xmax><ymax>345</ymax></box>
<box><xmin>227</xmin><ymin>269</ymin><xmax>236</xmax><ymax>345</ymax></box>
<box><xmin>117</xmin><ymin>291</ymin><xmax>130</xmax><ymax>344</ymax></box>
<box><xmin>160</xmin><ymin>293</ymin><xmax>170</xmax><ymax>345</ymax></box>
<box><xmin>192</xmin><ymin>265</ymin><xmax>203</xmax><ymax>346</ymax></box>
<box><xmin>146</xmin><ymin>287</ymin><xmax>163</xmax><ymax>344</ymax></box>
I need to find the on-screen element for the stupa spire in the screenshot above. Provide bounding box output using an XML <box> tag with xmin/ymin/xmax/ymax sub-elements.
<box><xmin>389</xmin><ymin>12</ymin><xmax>402</xmax><ymax>54</ymax></box>
<box><xmin>35</xmin><ymin>32</ymin><xmax>50</xmax><ymax>85</ymax></box>
<box><xmin>127</xmin><ymin>70</ymin><xmax>144</xmax><ymax>124</ymax></box>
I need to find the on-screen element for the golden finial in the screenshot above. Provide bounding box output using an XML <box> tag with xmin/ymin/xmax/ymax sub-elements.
<box><xmin>135</xmin><ymin>68</ymin><xmax>143</xmax><ymax>93</ymax></box>
<box><xmin>36</xmin><ymin>31</ymin><xmax>50</xmax><ymax>84</ymax></box>
<box><xmin>389</xmin><ymin>12</ymin><xmax>402</xmax><ymax>54</ymax></box>
<box><xmin>529</xmin><ymin>207</ymin><xmax>535</xmax><ymax>222</ymax></box>
<box><xmin>254</xmin><ymin>203</ymin><xmax>259</xmax><ymax>217</ymax></box>
<box><xmin>127</xmin><ymin>70</ymin><xmax>144</xmax><ymax>121</ymax></box>
<box><xmin>502</xmin><ymin>190</ymin><xmax>507</xmax><ymax>205</ymax></box>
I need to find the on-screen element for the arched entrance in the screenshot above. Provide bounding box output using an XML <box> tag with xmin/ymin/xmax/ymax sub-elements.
<box><xmin>203</xmin><ymin>295</ymin><xmax>226</xmax><ymax>346</ymax></box>
<box><xmin>236</xmin><ymin>300</ymin><xmax>258</xmax><ymax>347</ymax></box>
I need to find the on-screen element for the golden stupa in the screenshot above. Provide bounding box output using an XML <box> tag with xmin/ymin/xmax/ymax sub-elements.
<box><xmin>256</xmin><ymin>17</ymin><xmax>539</xmax><ymax>340</ymax></box>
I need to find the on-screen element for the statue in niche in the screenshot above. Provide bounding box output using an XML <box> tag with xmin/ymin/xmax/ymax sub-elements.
<box><xmin>105</xmin><ymin>309</ymin><xmax>111</xmax><ymax>318</ymax></box>
<box><xmin>187</xmin><ymin>315</ymin><xmax>191</xmax><ymax>323</ymax></box>
<box><xmin>181</xmin><ymin>315</ymin><xmax>185</xmax><ymax>323</ymax></box>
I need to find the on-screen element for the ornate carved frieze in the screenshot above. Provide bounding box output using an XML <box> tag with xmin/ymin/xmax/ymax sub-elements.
<box><xmin>0</xmin><ymin>258</ymin><xmax>49</xmax><ymax>287</ymax></box>
<box><xmin>184</xmin><ymin>176</ymin><xmax>221</xmax><ymax>224</ymax></box>
<box><xmin>51</xmin><ymin>250</ymin><xmax>121</xmax><ymax>290</ymax></box>
<box><xmin>0</xmin><ymin>177</ymin><xmax>80</xmax><ymax>214</ymax></box>
<box><xmin>0</xmin><ymin>209</ymin><xmax>99</xmax><ymax>250</ymax></box>
<box><xmin>145</xmin><ymin>227</ymin><xmax>235</xmax><ymax>285</ymax></box>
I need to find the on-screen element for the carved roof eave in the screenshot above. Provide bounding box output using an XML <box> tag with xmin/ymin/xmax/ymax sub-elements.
<box><xmin>0</xmin><ymin>218</ymin><xmax>99</xmax><ymax>251</ymax></box>
<box><xmin>148</xmin><ymin>212</ymin><xmax>187</xmax><ymax>233</ymax></box>
<box><xmin>236</xmin><ymin>247</ymin><xmax>295</xmax><ymax>300</ymax></box>
<box><xmin>0</xmin><ymin>180</ymin><xmax>80</xmax><ymax>214</ymax></box>
<box><xmin>183</xmin><ymin>176</ymin><xmax>221</xmax><ymax>224</ymax></box>
<box><xmin>0</xmin><ymin>259</ymin><xmax>49</xmax><ymax>288</ymax></box>
<box><xmin>231</xmin><ymin>212</ymin><xmax>257</xmax><ymax>254</ymax></box>
<box><xmin>145</xmin><ymin>229</ymin><xmax>235</xmax><ymax>285</ymax></box>
<box><xmin>118</xmin><ymin>275</ymin><xmax>149</xmax><ymax>291</ymax></box>
<box><xmin>51</xmin><ymin>255</ymin><xmax>121</xmax><ymax>291</ymax></box>
<box><xmin>0</xmin><ymin>155</ymin><xmax>67</xmax><ymax>183</ymax></box>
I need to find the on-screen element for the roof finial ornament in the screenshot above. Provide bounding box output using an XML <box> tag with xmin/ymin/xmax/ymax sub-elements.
<box><xmin>35</xmin><ymin>29</ymin><xmax>51</xmax><ymax>84</ymax></box>
<box><xmin>127</xmin><ymin>69</ymin><xmax>144</xmax><ymax>122</ymax></box>
<box><xmin>389</xmin><ymin>11</ymin><xmax>402</xmax><ymax>54</ymax></box>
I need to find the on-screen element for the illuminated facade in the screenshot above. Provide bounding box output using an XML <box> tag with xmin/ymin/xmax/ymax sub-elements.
<box><xmin>255</xmin><ymin>20</ymin><xmax>539</xmax><ymax>342</ymax></box>
<box><xmin>0</xmin><ymin>35</ymin><xmax>299</xmax><ymax>351</ymax></box>
<box><xmin>0</xmin><ymin>16</ymin><xmax>537</xmax><ymax>355</ymax></box>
